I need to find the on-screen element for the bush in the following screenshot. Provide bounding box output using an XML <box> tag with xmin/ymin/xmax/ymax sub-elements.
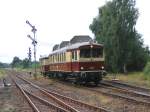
<box><xmin>144</xmin><ymin>62</ymin><xmax>150</xmax><ymax>75</ymax></box>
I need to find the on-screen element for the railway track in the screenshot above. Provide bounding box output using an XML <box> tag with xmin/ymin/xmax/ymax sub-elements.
<box><xmin>84</xmin><ymin>80</ymin><xmax>150</xmax><ymax>105</ymax></box>
<box><xmin>50</xmin><ymin>79</ymin><xmax>150</xmax><ymax>106</ymax></box>
<box><xmin>100</xmin><ymin>80</ymin><xmax>150</xmax><ymax>99</ymax></box>
<box><xmin>12</xmin><ymin>77</ymin><xmax>69</xmax><ymax>112</ymax></box>
<box><xmin>9</xmin><ymin>70</ymin><xmax>150</xmax><ymax>111</ymax></box>
<box><xmin>102</xmin><ymin>80</ymin><xmax>150</xmax><ymax>94</ymax></box>
<box><xmin>12</xmin><ymin>75</ymin><xmax>112</xmax><ymax>112</ymax></box>
<box><xmin>87</xmin><ymin>86</ymin><xmax>150</xmax><ymax>105</ymax></box>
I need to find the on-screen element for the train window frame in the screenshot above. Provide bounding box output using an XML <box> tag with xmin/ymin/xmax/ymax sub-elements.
<box><xmin>59</xmin><ymin>53</ymin><xmax>61</xmax><ymax>63</ymax></box>
<box><xmin>75</xmin><ymin>51</ymin><xmax>77</xmax><ymax>61</ymax></box>
<box><xmin>58</xmin><ymin>54</ymin><xmax>60</xmax><ymax>63</ymax></box>
<box><xmin>92</xmin><ymin>47</ymin><xmax>103</xmax><ymax>58</ymax></box>
<box><xmin>49</xmin><ymin>55</ymin><xmax>51</xmax><ymax>63</ymax></box>
<box><xmin>71</xmin><ymin>50</ymin><xmax>78</xmax><ymax>61</ymax></box>
<box><xmin>64</xmin><ymin>53</ymin><xmax>66</xmax><ymax>62</ymax></box>
<box><xmin>60</xmin><ymin>53</ymin><xmax>62</xmax><ymax>62</ymax></box>
<box><xmin>55</xmin><ymin>54</ymin><xmax>56</xmax><ymax>63</ymax></box>
<box><xmin>53</xmin><ymin>55</ymin><xmax>54</xmax><ymax>63</ymax></box>
<box><xmin>80</xmin><ymin>48</ymin><xmax>91</xmax><ymax>58</ymax></box>
<box><xmin>62</xmin><ymin>53</ymin><xmax>64</xmax><ymax>62</ymax></box>
<box><xmin>72</xmin><ymin>51</ymin><xmax>74</xmax><ymax>60</ymax></box>
<box><xmin>80</xmin><ymin>47</ymin><xmax>103</xmax><ymax>58</ymax></box>
<box><xmin>58</xmin><ymin>54</ymin><xmax>59</xmax><ymax>62</ymax></box>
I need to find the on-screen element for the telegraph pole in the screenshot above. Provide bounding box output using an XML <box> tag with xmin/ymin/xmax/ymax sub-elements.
<box><xmin>26</xmin><ymin>20</ymin><xmax>37</xmax><ymax>79</ymax></box>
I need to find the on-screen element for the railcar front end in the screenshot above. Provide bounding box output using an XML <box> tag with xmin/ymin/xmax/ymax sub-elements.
<box><xmin>70</xmin><ymin>43</ymin><xmax>106</xmax><ymax>85</ymax></box>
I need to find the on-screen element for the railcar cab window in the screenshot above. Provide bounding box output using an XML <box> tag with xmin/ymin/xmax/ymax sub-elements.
<box><xmin>80</xmin><ymin>48</ymin><xmax>90</xmax><ymax>58</ymax></box>
<box><xmin>93</xmin><ymin>48</ymin><xmax>103</xmax><ymax>58</ymax></box>
<box><xmin>80</xmin><ymin>47</ymin><xmax>103</xmax><ymax>58</ymax></box>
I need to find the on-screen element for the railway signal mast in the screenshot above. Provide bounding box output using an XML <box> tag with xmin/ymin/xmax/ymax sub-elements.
<box><xmin>26</xmin><ymin>20</ymin><xmax>37</xmax><ymax>79</ymax></box>
<box><xmin>28</xmin><ymin>47</ymin><xmax>31</xmax><ymax>63</ymax></box>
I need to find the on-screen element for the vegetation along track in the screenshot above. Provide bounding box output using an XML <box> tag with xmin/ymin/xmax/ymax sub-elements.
<box><xmin>12</xmin><ymin>74</ymin><xmax>112</xmax><ymax>112</ymax></box>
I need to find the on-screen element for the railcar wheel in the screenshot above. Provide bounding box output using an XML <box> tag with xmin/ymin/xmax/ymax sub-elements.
<box><xmin>94</xmin><ymin>81</ymin><xmax>99</xmax><ymax>86</ymax></box>
<box><xmin>43</xmin><ymin>72</ymin><xmax>47</xmax><ymax>77</ymax></box>
<box><xmin>74</xmin><ymin>73</ymin><xmax>82</xmax><ymax>85</ymax></box>
<box><xmin>62</xmin><ymin>74</ymin><xmax>67</xmax><ymax>80</ymax></box>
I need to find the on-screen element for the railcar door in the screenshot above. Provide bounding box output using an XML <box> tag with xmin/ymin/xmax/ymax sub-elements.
<box><xmin>71</xmin><ymin>50</ymin><xmax>79</xmax><ymax>72</ymax></box>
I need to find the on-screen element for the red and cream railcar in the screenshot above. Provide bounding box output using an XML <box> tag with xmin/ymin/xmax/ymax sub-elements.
<box><xmin>40</xmin><ymin>36</ymin><xmax>106</xmax><ymax>85</ymax></box>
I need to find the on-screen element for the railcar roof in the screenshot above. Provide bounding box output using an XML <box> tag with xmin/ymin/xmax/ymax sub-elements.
<box><xmin>53</xmin><ymin>44</ymin><xmax>59</xmax><ymax>51</ymax></box>
<box><xmin>49</xmin><ymin>42</ymin><xmax>103</xmax><ymax>55</ymax></box>
<box><xmin>39</xmin><ymin>57</ymin><xmax>49</xmax><ymax>60</ymax></box>
<box><xmin>70</xmin><ymin>35</ymin><xmax>92</xmax><ymax>44</ymax></box>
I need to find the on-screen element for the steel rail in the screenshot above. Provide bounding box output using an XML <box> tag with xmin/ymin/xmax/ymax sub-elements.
<box><xmin>22</xmin><ymin>87</ymin><xmax>69</xmax><ymax>112</ymax></box>
<box><xmin>100</xmin><ymin>81</ymin><xmax>150</xmax><ymax>98</ymax></box>
<box><xmin>14</xmin><ymin>76</ymin><xmax>70</xmax><ymax>112</ymax></box>
<box><xmin>17</xmin><ymin>75</ymin><xmax>113</xmax><ymax>112</ymax></box>
<box><xmin>17</xmin><ymin>75</ymin><xmax>80</xmax><ymax>112</ymax></box>
<box><xmin>86</xmin><ymin>87</ymin><xmax>150</xmax><ymax>105</ymax></box>
<box><xmin>43</xmin><ymin>88</ymin><xmax>112</xmax><ymax>112</ymax></box>
<box><xmin>103</xmin><ymin>80</ymin><xmax>150</xmax><ymax>93</ymax></box>
<box><xmin>55</xmin><ymin>80</ymin><xmax>150</xmax><ymax>105</ymax></box>
<box><xmin>47</xmin><ymin>78</ymin><xmax>150</xmax><ymax>106</ymax></box>
<box><xmin>12</xmin><ymin>78</ymin><xmax>40</xmax><ymax>112</ymax></box>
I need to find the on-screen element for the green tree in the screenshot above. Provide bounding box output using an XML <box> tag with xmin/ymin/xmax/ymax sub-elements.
<box><xmin>0</xmin><ymin>62</ymin><xmax>10</xmax><ymax>68</ymax></box>
<box><xmin>22</xmin><ymin>58</ymin><xmax>30</xmax><ymax>68</ymax></box>
<box><xmin>144</xmin><ymin>62</ymin><xmax>150</xmax><ymax>76</ymax></box>
<box><xmin>11</xmin><ymin>56</ymin><xmax>22</xmax><ymax>68</ymax></box>
<box><xmin>90</xmin><ymin>0</ymin><xmax>149</xmax><ymax>73</ymax></box>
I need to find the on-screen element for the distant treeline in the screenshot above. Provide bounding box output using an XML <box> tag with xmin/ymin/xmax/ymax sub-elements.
<box><xmin>0</xmin><ymin>62</ymin><xmax>10</xmax><ymax>68</ymax></box>
<box><xmin>10</xmin><ymin>56</ymin><xmax>40</xmax><ymax>69</ymax></box>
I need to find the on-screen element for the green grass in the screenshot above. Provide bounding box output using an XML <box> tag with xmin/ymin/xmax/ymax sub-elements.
<box><xmin>105</xmin><ymin>72</ymin><xmax>150</xmax><ymax>88</ymax></box>
<box><xmin>0</xmin><ymin>69</ymin><xmax>6</xmax><ymax>79</ymax></box>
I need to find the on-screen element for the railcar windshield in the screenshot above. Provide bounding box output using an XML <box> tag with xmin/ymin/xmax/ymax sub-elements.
<box><xmin>80</xmin><ymin>47</ymin><xmax>103</xmax><ymax>58</ymax></box>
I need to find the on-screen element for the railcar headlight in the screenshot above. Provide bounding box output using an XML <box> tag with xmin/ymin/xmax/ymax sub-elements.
<box><xmin>101</xmin><ymin>66</ymin><xmax>104</xmax><ymax>70</ymax></box>
<box><xmin>81</xmin><ymin>67</ymin><xmax>84</xmax><ymax>70</ymax></box>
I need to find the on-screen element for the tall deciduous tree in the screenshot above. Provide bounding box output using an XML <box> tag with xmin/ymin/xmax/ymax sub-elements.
<box><xmin>11</xmin><ymin>56</ymin><xmax>22</xmax><ymax>68</ymax></box>
<box><xmin>90</xmin><ymin>0</ymin><xmax>149</xmax><ymax>73</ymax></box>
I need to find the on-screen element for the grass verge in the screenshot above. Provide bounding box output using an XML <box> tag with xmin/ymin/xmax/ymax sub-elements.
<box><xmin>0</xmin><ymin>69</ymin><xmax>6</xmax><ymax>79</ymax></box>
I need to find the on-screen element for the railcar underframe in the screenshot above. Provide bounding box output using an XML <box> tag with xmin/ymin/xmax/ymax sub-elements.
<box><xmin>42</xmin><ymin>68</ymin><xmax>106</xmax><ymax>85</ymax></box>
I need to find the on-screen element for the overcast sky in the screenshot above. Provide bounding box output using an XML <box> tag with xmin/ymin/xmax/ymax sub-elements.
<box><xmin>0</xmin><ymin>0</ymin><xmax>149</xmax><ymax>63</ymax></box>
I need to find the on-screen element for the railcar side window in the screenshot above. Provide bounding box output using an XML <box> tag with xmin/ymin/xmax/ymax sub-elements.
<box><xmin>60</xmin><ymin>53</ymin><xmax>61</xmax><ymax>62</ymax></box>
<box><xmin>64</xmin><ymin>53</ymin><xmax>66</xmax><ymax>61</ymax></box>
<box><xmin>75</xmin><ymin>51</ymin><xmax>77</xmax><ymax>60</ymax></box>
<box><xmin>58</xmin><ymin>54</ymin><xmax>59</xmax><ymax>62</ymax></box>
<box><xmin>72</xmin><ymin>51</ymin><xmax>74</xmax><ymax>60</ymax></box>
<box><xmin>61</xmin><ymin>53</ymin><xmax>64</xmax><ymax>62</ymax></box>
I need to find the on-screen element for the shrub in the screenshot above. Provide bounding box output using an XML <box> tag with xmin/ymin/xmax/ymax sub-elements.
<box><xmin>144</xmin><ymin>62</ymin><xmax>150</xmax><ymax>75</ymax></box>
